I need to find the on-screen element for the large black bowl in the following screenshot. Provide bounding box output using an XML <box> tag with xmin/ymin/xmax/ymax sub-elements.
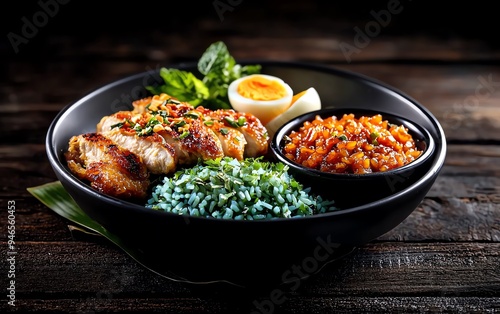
<box><xmin>46</xmin><ymin>61</ymin><xmax>447</xmax><ymax>288</ymax></box>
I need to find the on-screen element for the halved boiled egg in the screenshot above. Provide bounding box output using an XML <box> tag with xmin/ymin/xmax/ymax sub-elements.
<box><xmin>265</xmin><ymin>87</ymin><xmax>322</xmax><ymax>139</ymax></box>
<box><xmin>228</xmin><ymin>74</ymin><xmax>294</xmax><ymax>125</ymax></box>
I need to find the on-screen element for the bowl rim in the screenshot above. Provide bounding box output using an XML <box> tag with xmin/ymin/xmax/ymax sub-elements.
<box><xmin>46</xmin><ymin>59</ymin><xmax>447</xmax><ymax>224</ymax></box>
<box><xmin>270</xmin><ymin>107</ymin><xmax>436</xmax><ymax>179</ymax></box>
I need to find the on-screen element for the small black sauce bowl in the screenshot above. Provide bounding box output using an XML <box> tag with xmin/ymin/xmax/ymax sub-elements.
<box><xmin>270</xmin><ymin>108</ymin><xmax>435</xmax><ymax>209</ymax></box>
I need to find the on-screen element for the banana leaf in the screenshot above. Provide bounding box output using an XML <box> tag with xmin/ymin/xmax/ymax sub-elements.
<box><xmin>27</xmin><ymin>181</ymin><xmax>236</xmax><ymax>286</ymax></box>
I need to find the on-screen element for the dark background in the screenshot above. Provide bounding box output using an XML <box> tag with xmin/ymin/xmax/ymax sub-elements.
<box><xmin>3</xmin><ymin>0</ymin><xmax>499</xmax><ymax>62</ymax></box>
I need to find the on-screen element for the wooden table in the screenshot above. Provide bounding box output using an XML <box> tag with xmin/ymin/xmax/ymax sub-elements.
<box><xmin>2</xmin><ymin>1</ymin><xmax>499</xmax><ymax>313</ymax></box>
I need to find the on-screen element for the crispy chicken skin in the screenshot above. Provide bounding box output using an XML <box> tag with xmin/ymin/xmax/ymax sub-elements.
<box><xmin>97</xmin><ymin>113</ymin><xmax>177</xmax><ymax>174</ymax></box>
<box><xmin>66</xmin><ymin>93</ymin><xmax>270</xmax><ymax>199</ymax></box>
<box><xmin>101</xmin><ymin>127</ymin><xmax>177</xmax><ymax>175</ymax></box>
<box><xmin>65</xmin><ymin>133</ymin><xmax>150</xmax><ymax>199</ymax></box>
<box><xmin>196</xmin><ymin>107</ymin><xmax>269</xmax><ymax>157</ymax></box>
<box><xmin>204</xmin><ymin>119</ymin><xmax>247</xmax><ymax>161</ymax></box>
<box><xmin>97</xmin><ymin>108</ymin><xmax>225</xmax><ymax>166</ymax></box>
<box><xmin>156</xmin><ymin>117</ymin><xmax>225</xmax><ymax>165</ymax></box>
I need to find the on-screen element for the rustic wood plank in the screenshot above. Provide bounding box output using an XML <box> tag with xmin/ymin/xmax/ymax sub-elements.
<box><xmin>3</xmin><ymin>296</ymin><xmax>500</xmax><ymax>313</ymax></box>
<box><xmin>439</xmin><ymin>145</ymin><xmax>500</xmax><ymax>177</ymax></box>
<box><xmin>14</xmin><ymin>193</ymin><xmax>500</xmax><ymax>243</ymax></box>
<box><xmin>380</xmin><ymin>196</ymin><xmax>500</xmax><ymax>242</ymax></box>
<box><xmin>26</xmin><ymin>32</ymin><xmax>500</xmax><ymax>64</ymax></box>
<box><xmin>8</xmin><ymin>190</ymin><xmax>500</xmax><ymax>244</ymax></box>
<box><xmin>1</xmin><ymin>242</ymin><xmax>497</xmax><ymax>296</ymax></box>
<box><xmin>278</xmin><ymin>296</ymin><xmax>500</xmax><ymax>314</ymax></box>
<box><xmin>1</xmin><ymin>241</ymin><xmax>498</xmax><ymax>313</ymax></box>
<box><xmin>333</xmin><ymin>64</ymin><xmax>500</xmax><ymax>143</ymax></box>
<box><xmin>3</xmin><ymin>62</ymin><xmax>500</xmax><ymax>143</ymax></box>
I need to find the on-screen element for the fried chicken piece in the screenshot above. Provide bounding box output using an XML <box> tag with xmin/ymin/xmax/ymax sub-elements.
<box><xmin>155</xmin><ymin>117</ymin><xmax>225</xmax><ymax>165</ymax></box>
<box><xmin>97</xmin><ymin>112</ymin><xmax>177</xmax><ymax>175</ymax></box>
<box><xmin>98</xmin><ymin>109</ymin><xmax>225</xmax><ymax>166</ymax></box>
<box><xmin>130</xmin><ymin>93</ymin><xmax>261</xmax><ymax>160</ymax></box>
<box><xmin>102</xmin><ymin>127</ymin><xmax>177</xmax><ymax>175</ymax></box>
<box><xmin>197</xmin><ymin>107</ymin><xmax>270</xmax><ymax>157</ymax></box>
<box><xmin>204</xmin><ymin>118</ymin><xmax>247</xmax><ymax>160</ymax></box>
<box><xmin>65</xmin><ymin>133</ymin><xmax>150</xmax><ymax>199</ymax></box>
<box><xmin>67</xmin><ymin>93</ymin><xmax>270</xmax><ymax>200</ymax></box>
<box><xmin>131</xmin><ymin>94</ymin><xmax>193</xmax><ymax>117</ymax></box>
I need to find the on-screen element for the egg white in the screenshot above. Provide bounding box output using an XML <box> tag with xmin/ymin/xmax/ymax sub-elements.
<box><xmin>228</xmin><ymin>74</ymin><xmax>294</xmax><ymax>125</ymax></box>
<box><xmin>265</xmin><ymin>87</ymin><xmax>322</xmax><ymax>139</ymax></box>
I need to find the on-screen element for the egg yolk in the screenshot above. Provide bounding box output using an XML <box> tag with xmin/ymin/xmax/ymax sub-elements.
<box><xmin>237</xmin><ymin>76</ymin><xmax>287</xmax><ymax>101</ymax></box>
<box><xmin>291</xmin><ymin>89</ymin><xmax>307</xmax><ymax>105</ymax></box>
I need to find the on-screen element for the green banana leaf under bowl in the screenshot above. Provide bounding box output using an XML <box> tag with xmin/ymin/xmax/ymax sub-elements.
<box><xmin>45</xmin><ymin>61</ymin><xmax>447</xmax><ymax>288</ymax></box>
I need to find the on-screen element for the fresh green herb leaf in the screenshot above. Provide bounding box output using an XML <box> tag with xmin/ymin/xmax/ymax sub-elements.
<box><xmin>197</xmin><ymin>40</ymin><xmax>235</xmax><ymax>77</ymax></box>
<box><xmin>147</xmin><ymin>41</ymin><xmax>261</xmax><ymax>110</ymax></box>
<box><xmin>146</xmin><ymin>68</ymin><xmax>209</xmax><ymax>107</ymax></box>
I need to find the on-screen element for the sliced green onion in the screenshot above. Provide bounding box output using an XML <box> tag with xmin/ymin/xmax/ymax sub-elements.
<box><xmin>179</xmin><ymin>131</ymin><xmax>190</xmax><ymax>139</ymax></box>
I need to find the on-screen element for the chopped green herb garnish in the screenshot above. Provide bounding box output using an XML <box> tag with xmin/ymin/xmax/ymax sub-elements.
<box><xmin>224</xmin><ymin>116</ymin><xmax>246</xmax><ymax>128</ymax></box>
<box><xmin>110</xmin><ymin>122</ymin><xmax>124</xmax><ymax>129</ymax></box>
<box><xmin>184</xmin><ymin>111</ymin><xmax>200</xmax><ymax>119</ymax></box>
<box><xmin>179</xmin><ymin>131</ymin><xmax>190</xmax><ymax>139</ymax></box>
<box><xmin>370</xmin><ymin>132</ymin><xmax>380</xmax><ymax>145</ymax></box>
<box><xmin>158</xmin><ymin>110</ymin><xmax>169</xmax><ymax>118</ymax></box>
<box><xmin>224</xmin><ymin>116</ymin><xmax>239</xmax><ymax>128</ymax></box>
<box><xmin>237</xmin><ymin>116</ymin><xmax>246</xmax><ymax>126</ymax></box>
<box><xmin>174</xmin><ymin>120</ymin><xmax>186</xmax><ymax>128</ymax></box>
<box><xmin>146</xmin><ymin>157</ymin><xmax>338</xmax><ymax>220</ymax></box>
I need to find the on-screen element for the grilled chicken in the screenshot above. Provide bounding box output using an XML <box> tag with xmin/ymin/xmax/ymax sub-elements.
<box><xmin>203</xmin><ymin>118</ymin><xmax>247</xmax><ymax>161</ymax></box>
<box><xmin>100</xmin><ymin>127</ymin><xmax>177</xmax><ymax>175</ymax></box>
<box><xmin>196</xmin><ymin>107</ymin><xmax>269</xmax><ymax>157</ymax></box>
<box><xmin>66</xmin><ymin>93</ymin><xmax>270</xmax><ymax>200</ymax></box>
<box><xmin>97</xmin><ymin>108</ymin><xmax>225</xmax><ymax>166</ymax></box>
<box><xmin>158</xmin><ymin>116</ymin><xmax>225</xmax><ymax>164</ymax></box>
<box><xmin>65</xmin><ymin>133</ymin><xmax>150</xmax><ymax>199</ymax></box>
<box><xmin>96</xmin><ymin>111</ymin><xmax>178</xmax><ymax>174</ymax></box>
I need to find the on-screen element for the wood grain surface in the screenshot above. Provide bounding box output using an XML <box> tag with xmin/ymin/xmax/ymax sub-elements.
<box><xmin>1</xmin><ymin>0</ymin><xmax>499</xmax><ymax>313</ymax></box>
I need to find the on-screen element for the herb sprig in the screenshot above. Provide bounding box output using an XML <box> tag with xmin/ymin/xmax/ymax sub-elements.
<box><xmin>146</xmin><ymin>41</ymin><xmax>261</xmax><ymax>110</ymax></box>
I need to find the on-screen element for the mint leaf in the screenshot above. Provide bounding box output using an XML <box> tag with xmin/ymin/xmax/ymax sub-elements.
<box><xmin>146</xmin><ymin>68</ymin><xmax>209</xmax><ymax>106</ymax></box>
<box><xmin>147</xmin><ymin>41</ymin><xmax>261</xmax><ymax>110</ymax></box>
<box><xmin>197</xmin><ymin>41</ymin><xmax>235</xmax><ymax>76</ymax></box>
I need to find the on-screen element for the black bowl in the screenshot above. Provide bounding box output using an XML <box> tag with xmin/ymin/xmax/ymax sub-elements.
<box><xmin>270</xmin><ymin>108</ymin><xmax>435</xmax><ymax>209</ymax></box>
<box><xmin>46</xmin><ymin>60</ymin><xmax>447</xmax><ymax>288</ymax></box>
